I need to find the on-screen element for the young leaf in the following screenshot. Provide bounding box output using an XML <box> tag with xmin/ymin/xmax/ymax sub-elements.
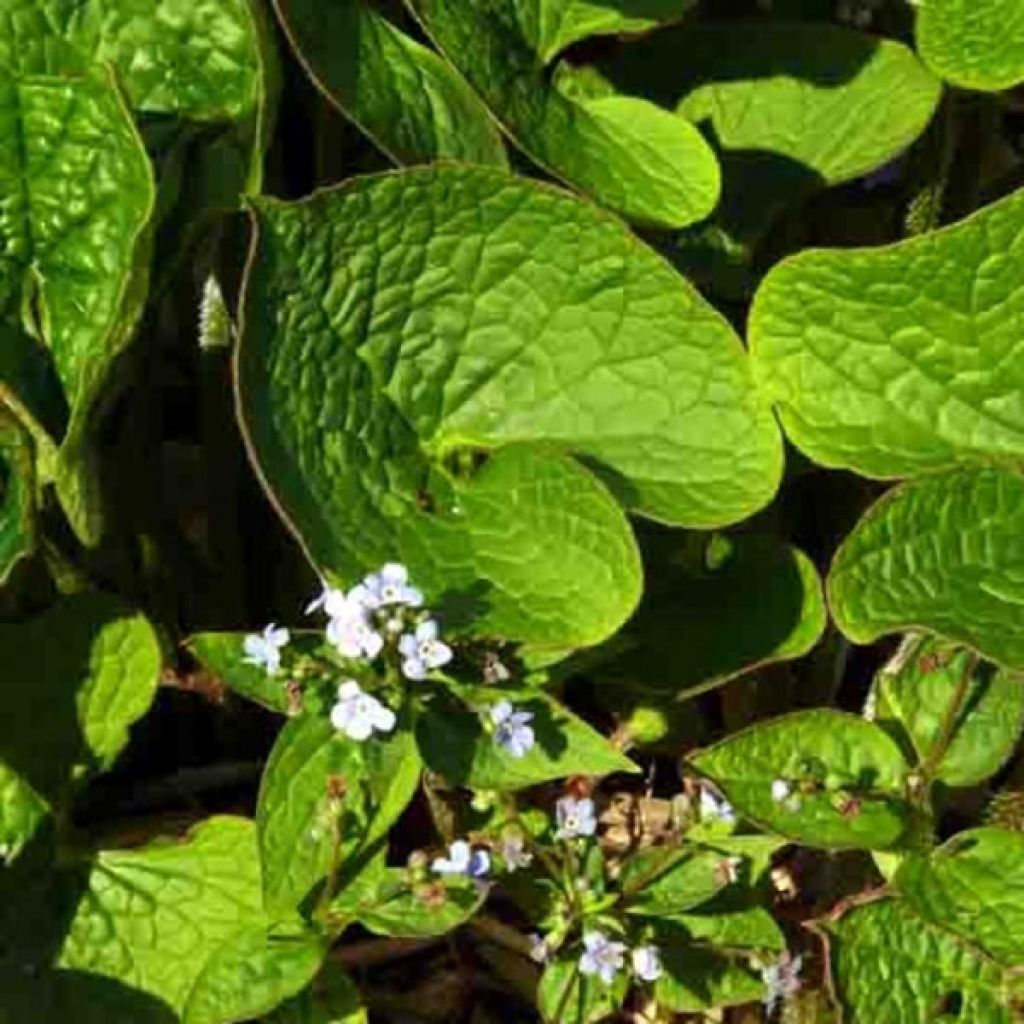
<box><xmin>415</xmin><ymin>687</ymin><xmax>636</xmax><ymax>790</ymax></box>
<box><xmin>593</xmin><ymin>535</ymin><xmax>826</xmax><ymax>700</ymax></box>
<box><xmin>0</xmin><ymin>593</ymin><xmax>161</xmax><ymax>854</ymax></box>
<box><xmin>751</xmin><ymin>188</ymin><xmax>1024</xmax><ymax>478</ymax></box>
<box><xmin>916</xmin><ymin>0</ymin><xmax>1024</xmax><ymax>91</ymax></box>
<box><xmin>820</xmin><ymin>897</ymin><xmax>1014</xmax><ymax>1023</ymax></box>
<box><xmin>893</xmin><ymin>828</ymin><xmax>1024</xmax><ymax>967</ymax></box>
<box><xmin>238</xmin><ymin>167</ymin><xmax>780</xmax><ymax>647</ymax></box>
<box><xmin>334</xmin><ymin>868</ymin><xmax>484</xmax><ymax>938</ymax></box>
<box><xmin>690</xmin><ymin>711</ymin><xmax>911</xmax><ymax>849</ymax></box>
<box><xmin>537</xmin><ymin>952</ymin><xmax>627</xmax><ymax>1024</ymax></box>
<box><xmin>273</xmin><ymin>0</ymin><xmax>506</xmax><ymax>166</ymax></box>
<box><xmin>406</xmin><ymin>0</ymin><xmax>721</xmax><ymax>228</ymax></box>
<box><xmin>875</xmin><ymin>637</ymin><xmax>1024</xmax><ymax>786</ymax></box>
<box><xmin>267</xmin><ymin>962</ymin><xmax>367</xmax><ymax>1024</ymax></box>
<box><xmin>829</xmin><ymin>468</ymin><xmax>1024</xmax><ymax>671</ymax></box>
<box><xmin>59</xmin><ymin>817</ymin><xmax>324</xmax><ymax>1023</ymax></box>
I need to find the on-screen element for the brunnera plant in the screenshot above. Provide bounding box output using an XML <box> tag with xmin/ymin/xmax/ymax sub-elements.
<box><xmin>1</xmin><ymin>1</ymin><xmax>1024</xmax><ymax>1023</ymax></box>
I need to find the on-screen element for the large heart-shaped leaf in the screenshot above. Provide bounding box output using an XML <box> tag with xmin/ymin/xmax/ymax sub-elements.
<box><xmin>690</xmin><ymin>711</ymin><xmax>911</xmax><ymax>849</ymax></box>
<box><xmin>820</xmin><ymin>897</ymin><xmax>1015</xmax><ymax>1024</ymax></box>
<box><xmin>751</xmin><ymin>188</ymin><xmax>1024</xmax><ymax>478</ymax></box>
<box><xmin>273</xmin><ymin>0</ymin><xmax>505</xmax><ymax>167</ymax></box>
<box><xmin>893</xmin><ymin>828</ymin><xmax>1024</xmax><ymax>967</ymax></box>
<box><xmin>239</xmin><ymin>166</ymin><xmax>781</xmax><ymax>645</ymax></box>
<box><xmin>829</xmin><ymin>468</ymin><xmax>1024</xmax><ymax>671</ymax></box>
<box><xmin>0</xmin><ymin>593</ymin><xmax>161</xmax><ymax>858</ymax></box>
<box><xmin>916</xmin><ymin>0</ymin><xmax>1024</xmax><ymax>91</ymax></box>
<box><xmin>58</xmin><ymin>817</ymin><xmax>324</xmax><ymax>1024</ymax></box>
<box><xmin>874</xmin><ymin>635</ymin><xmax>1024</xmax><ymax>786</ymax></box>
<box><xmin>406</xmin><ymin>0</ymin><xmax>720</xmax><ymax>228</ymax></box>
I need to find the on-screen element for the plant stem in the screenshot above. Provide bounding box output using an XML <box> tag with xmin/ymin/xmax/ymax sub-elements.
<box><xmin>920</xmin><ymin>651</ymin><xmax>978</xmax><ymax>782</ymax></box>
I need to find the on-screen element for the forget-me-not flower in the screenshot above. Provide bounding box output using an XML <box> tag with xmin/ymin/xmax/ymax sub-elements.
<box><xmin>762</xmin><ymin>952</ymin><xmax>802</xmax><ymax>1014</ymax></box>
<box><xmin>399</xmin><ymin>619</ymin><xmax>453</xmax><ymax>680</ymax></box>
<box><xmin>432</xmin><ymin>839</ymin><xmax>490</xmax><ymax>879</ymax></box>
<box><xmin>631</xmin><ymin>945</ymin><xmax>663</xmax><ymax>982</ymax></box>
<box><xmin>329</xmin><ymin>680</ymin><xmax>396</xmax><ymax>741</ymax></box>
<box><xmin>700</xmin><ymin>787</ymin><xmax>737</xmax><ymax>825</ymax></box>
<box><xmin>579</xmin><ymin>932</ymin><xmax>626</xmax><ymax>984</ymax></box>
<box><xmin>555</xmin><ymin>796</ymin><xmax>597</xmax><ymax>840</ymax></box>
<box><xmin>490</xmin><ymin>700</ymin><xmax>535</xmax><ymax>758</ymax></box>
<box><xmin>326</xmin><ymin>598</ymin><xmax>384</xmax><ymax>660</ymax></box>
<box><xmin>242</xmin><ymin>624</ymin><xmax>290</xmax><ymax>675</ymax></box>
<box><xmin>362</xmin><ymin>562</ymin><xmax>423</xmax><ymax>609</ymax></box>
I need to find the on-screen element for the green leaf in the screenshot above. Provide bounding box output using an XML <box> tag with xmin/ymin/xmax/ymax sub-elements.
<box><xmin>0</xmin><ymin>593</ymin><xmax>161</xmax><ymax>853</ymax></box>
<box><xmin>822</xmin><ymin>897</ymin><xmax>1014</xmax><ymax>1024</ymax></box>
<box><xmin>654</xmin><ymin>940</ymin><xmax>764</xmax><ymax>1013</ymax></box>
<box><xmin>594</xmin><ymin>535</ymin><xmax>826</xmax><ymax>700</ymax></box>
<box><xmin>59</xmin><ymin>817</ymin><xmax>323</xmax><ymax>1023</ymax></box>
<box><xmin>415</xmin><ymin>686</ymin><xmax>636</xmax><ymax>790</ymax></box>
<box><xmin>916</xmin><ymin>0</ymin><xmax>1024</xmax><ymax>91</ymax></box>
<box><xmin>620</xmin><ymin>848</ymin><xmax>729</xmax><ymax>917</ymax></box>
<box><xmin>407</xmin><ymin>0</ymin><xmax>721</xmax><ymax>227</ymax></box>
<box><xmin>537</xmin><ymin>952</ymin><xmax>627</xmax><ymax>1024</ymax></box>
<box><xmin>690</xmin><ymin>711</ymin><xmax>910</xmax><ymax>850</ymax></box>
<box><xmin>267</xmin><ymin>963</ymin><xmax>366</xmax><ymax>1024</ymax></box>
<box><xmin>334</xmin><ymin>868</ymin><xmax>484</xmax><ymax>938</ymax></box>
<box><xmin>239</xmin><ymin>167</ymin><xmax>779</xmax><ymax>646</ymax></box>
<box><xmin>829</xmin><ymin>468</ymin><xmax>1024</xmax><ymax>671</ymax></box>
<box><xmin>274</xmin><ymin>0</ymin><xmax>505</xmax><ymax>166</ymax></box>
<box><xmin>0</xmin><ymin>406</ymin><xmax>35</xmax><ymax>584</ymax></box>
<box><xmin>671</xmin><ymin>898</ymin><xmax>786</xmax><ymax>952</ymax></box>
<box><xmin>0</xmin><ymin>763</ymin><xmax>46</xmax><ymax>864</ymax></box>
<box><xmin>0</xmin><ymin>67</ymin><xmax>154</xmax><ymax>451</ymax></box>
<box><xmin>874</xmin><ymin>636</ymin><xmax>1024</xmax><ymax>786</ymax></box>
<box><xmin>751</xmin><ymin>188</ymin><xmax>1024</xmax><ymax>478</ymax></box>
<box><xmin>893</xmin><ymin>828</ymin><xmax>1024</xmax><ymax>967</ymax></box>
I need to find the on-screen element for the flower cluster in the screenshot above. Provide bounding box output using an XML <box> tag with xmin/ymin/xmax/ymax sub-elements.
<box><xmin>579</xmin><ymin>932</ymin><xmax>663</xmax><ymax>985</ymax></box>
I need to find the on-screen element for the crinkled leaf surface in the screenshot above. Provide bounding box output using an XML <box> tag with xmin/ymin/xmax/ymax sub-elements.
<box><xmin>239</xmin><ymin>168</ymin><xmax>778</xmax><ymax>647</ymax></box>
<box><xmin>691</xmin><ymin>711</ymin><xmax>910</xmax><ymax>849</ymax></box>
<box><xmin>0</xmin><ymin>67</ymin><xmax>154</xmax><ymax>449</ymax></box>
<box><xmin>916</xmin><ymin>0</ymin><xmax>1024</xmax><ymax>91</ymax></box>
<box><xmin>594</xmin><ymin>535</ymin><xmax>825</xmax><ymax>700</ymax></box>
<box><xmin>267</xmin><ymin>963</ymin><xmax>366</xmax><ymax>1024</ymax></box>
<box><xmin>0</xmin><ymin>593</ymin><xmax>161</xmax><ymax>854</ymax></box>
<box><xmin>829</xmin><ymin>468</ymin><xmax>1024</xmax><ymax>670</ymax></box>
<box><xmin>750</xmin><ymin>188</ymin><xmax>1024</xmax><ymax>478</ymax></box>
<box><xmin>274</xmin><ymin>0</ymin><xmax>505</xmax><ymax>166</ymax></box>
<box><xmin>59</xmin><ymin>817</ymin><xmax>323</xmax><ymax>1023</ymax></box>
<box><xmin>406</xmin><ymin>1</ymin><xmax>720</xmax><ymax>227</ymax></box>
<box><xmin>0</xmin><ymin>405</ymin><xmax>35</xmax><ymax>583</ymax></box>
<box><xmin>875</xmin><ymin>635</ymin><xmax>1024</xmax><ymax>786</ymax></box>
<box><xmin>537</xmin><ymin>952</ymin><xmax>627</xmax><ymax>1024</ymax></box>
<box><xmin>415</xmin><ymin>684</ymin><xmax>636</xmax><ymax>790</ymax></box>
<box><xmin>894</xmin><ymin>828</ymin><xmax>1024</xmax><ymax>966</ymax></box>
<box><xmin>823</xmin><ymin>898</ymin><xmax>1014</xmax><ymax>1024</ymax></box>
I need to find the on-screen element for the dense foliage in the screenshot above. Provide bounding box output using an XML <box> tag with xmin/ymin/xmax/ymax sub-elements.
<box><xmin>1</xmin><ymin>0</ymin><xmax>1024</xmax><ymax>1022</ymax></box>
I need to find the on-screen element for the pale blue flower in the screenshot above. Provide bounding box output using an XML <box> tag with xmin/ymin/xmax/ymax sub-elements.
<box><xmin>362</xmin><ymin>563</ymin><xmax>423</xmax><ymax>609</ymax></box>
<box><xmin>242</xmin><ymin>624</ymin><xmax>290</xmax><ymax>675</ymax></box>
<box><xmin>432</xmin><ymin>840</ymin><xmax>490</xmax><ymax>879</ymax></box>
<box><xmin>399</xmin><ymin>619</ymin><xmax>452</xmax><ymax>680</ymax></box>
<box><xmin>579</xmin><ymin>932</ymin><xmax>626</xmax><ymax>984</ymax></box>
<box><xmin>555</xmin><ymin>796</ymin><xmax>597</xmax><ymax>840</ymax></box>
<box><xmin>762</xmin><ymin>952</ymin><xmax>802</xmax><ymax>1014</ymax></box>
<box><xmin>490</xmin><ymin>700</ymin><xmax>535</xmax><ymax>758</ymax></box>
<box><xmin>326</xmin><ymin>598</ymin><xmax>384</xmax><ymax>660</ymax></box>
<box><xmin>330</xmin><ymin>680</ymin><xmax>396</xmax><ymax>741</ymax></box>
<box><xmin>700</xmin><ymin>787</ymin><xmax>736</xmax><ymax>825</ymax></box>
<box><xmin>305</xmin><ymin>584</ymin><xmax>347</xmax><ymax>617</ymax></box>
<box><xmin>631</xmin><ymin>945</ymin><xmax>663</xmax><ymax>982</ymax></box>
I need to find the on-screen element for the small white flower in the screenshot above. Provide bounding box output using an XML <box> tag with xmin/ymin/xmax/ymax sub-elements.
<box><xmin>362</xmin><ymin>563</ymin><xmax>423</xmax><ymax>609</ymax></box>
<box><xmin>762</xmin><ymin>952</ymin><xmax>802</xmax><ymax>1014</ymax></box>
<box><xmin>305</xmin><ymin>584</ymin><xmax>347</xmax><ymax>617</ymax></box>
<box><xmin>490</xmin><ymin>700</ymin><xmax>535</xmax><ymax>758</ymax></box>
<box><xmin>329</xmin><ymin>680</ymin><xmax>396</xmax><ymax>741</ymax></box>
<box><xmin>242</xmin><ymin>624</ymin><xmax>290</xmax><ymax>675</ymax></box>
<box><xmin>399</xmin><ymin>619</ymin><xmax>453</xmax><ymax>680</ymax></box>
<box><xmin>528</xmin><ymin>933</ymin><xmax>551</xmax><ymax>963</ymax></box>
<box><xmin>699</xmin><ymin>787</ymin><xmax>736</xmax><ymax>825</ymax></box>
<box><xmin>631</xmin><ymin>945</ymin><xmax>663</xmax><ymax>982</ymax></box>
<box><xmin>326</xmin><ymin>599</ymin><xmax>384</xmax><ymax>660</ymax></box>
<box><xmin>579</xmin><ymin>931</ymin><xmax>626</xmax><ymax>985</ymax></box>
<box><xmin>499</xmin><ymin>829</ymin><xmax>533</xmax><ymax>872</ymax></box>
<box><xmin>555</xmin><ymin>796</ymin><xmax>597</xmax><ymax>840</ymax></box>
<box><xmin>432</xmin><ymin>839</ymin><xmax>490</xmax><ymax>879</ymax></box>
<box><xmin>772</xmin><ymin>779</ymin><xmax>802</xmax><ymax>812</ymax></box>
